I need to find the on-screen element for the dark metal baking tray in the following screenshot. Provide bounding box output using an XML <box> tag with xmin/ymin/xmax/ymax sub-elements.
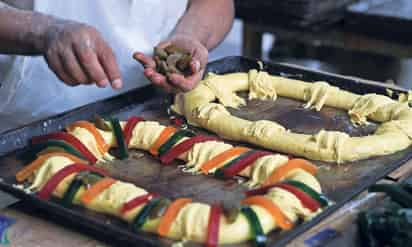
<box><xmin>0</xmin><ymin>56</ymin><xmax>411</xmax><ymax>247</ymax></box>
<box><xmin>345</xmin><ymin>0</ymin><xmax>412</xmax><ymax>44</ymax></box>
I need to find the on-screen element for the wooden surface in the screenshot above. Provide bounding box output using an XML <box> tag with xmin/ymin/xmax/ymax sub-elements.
<box><xmin>0</xmin><ymin>208</ymin><xmax>109</xmax><ymax>247</ymax></box>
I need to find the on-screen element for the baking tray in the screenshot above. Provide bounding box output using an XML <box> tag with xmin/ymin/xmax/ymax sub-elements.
<box><xmin>235</xmin><ymin>0</ymin><xmax>355</xmax><ymax>28</ymax></box>
<box><xmin>0</xmin><ymin>56</ymin><xmax>411</xmax><ymax>247</ymax></box>
<box><xmin>344</xmin><ymin>0</ymin><xmax>412</xmax><ymax>44</ymax></box>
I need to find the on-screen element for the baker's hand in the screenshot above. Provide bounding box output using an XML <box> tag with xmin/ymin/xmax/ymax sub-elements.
<box><xmin>133</xmin><ymin>34</ymin><xmax>208</xmax><ymax>92</ymax></box>
<box><xmin>41</xmin><ymin>21</ymin><xmax>122</xmax><ymax>88</ymax></box>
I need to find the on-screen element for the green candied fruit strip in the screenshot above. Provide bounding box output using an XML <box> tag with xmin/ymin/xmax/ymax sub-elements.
<box><xmin>241</xmin><ymin>206</ymin><xmax>267</xmax><ymax>247</ymax></box>
<box><xmin>29</xmin><ymin>140</ymin><xmax>87</xmax><ymax>161</ymax></box>
<box><xmin>109</xmin><ymin>118</ymin><xmax>128</xmax><ymax>160</ymax></box>
<box><xmin>61</xmin><ymin>171</ymin><xmax>103</xmax><ymax>207</ymax></box>
<box><xmin>157</xmin><ymin>130</ymin><xmax>195</xmax><ymax>157</ymax></box>
<box><xmin>132</xmin><ymin>197</ymin><xmax>162</xmax><ymax>231</ymax></box>
<box><xmin>61</xmin><ymin>178</ymin><xmax>83</xmax><ymax>207</ymax></box>
<box><xmin>284</xmin><ymin>180</ymin><xmax>330</xmax><ymax>207</ymax></box>
<box><xmin>214</xmin><ymin>150</ymin><xmax>255</xmax><ymax>179</ymax></box>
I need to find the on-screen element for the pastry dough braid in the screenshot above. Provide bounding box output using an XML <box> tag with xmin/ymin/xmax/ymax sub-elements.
<box><xmin>17</xmin><ymin>119</ymin><xmax>325</xmax><ymax>245</ymax></box>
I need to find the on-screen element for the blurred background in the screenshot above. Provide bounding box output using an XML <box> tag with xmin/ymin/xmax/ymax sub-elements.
<box><xmin>210</xmin><ymin>0</ymin><xmax>412</xmax><ymax>88</ymax></box>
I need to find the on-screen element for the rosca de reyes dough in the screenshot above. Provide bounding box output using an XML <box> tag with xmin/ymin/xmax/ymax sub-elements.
<box><xmin>15</xmin><ymin>117</ymin><xmax>330</xmax><ymax>246</ymax></box>
<box><xmin>172</xmin><ymin>69</ymin><xmax>412</xmax><ymax>163</ymax></box>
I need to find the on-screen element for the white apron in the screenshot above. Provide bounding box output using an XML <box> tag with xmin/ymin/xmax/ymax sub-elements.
<box><xmin>0</xmin><ymin>0</ymin><xmax>188</xmax><ymax>132</ymax></box>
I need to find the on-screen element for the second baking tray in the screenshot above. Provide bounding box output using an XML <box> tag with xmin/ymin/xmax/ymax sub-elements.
<box><xmin>345</xmin><ymin>0</ymin><xmax>412</xmax><ymax>44</ymax></box>
<box><xmin>235</xmin><ymin>0</ymin><xmax>355</xmax><ymax>28</ymax></box>
<box><xmin>0</xmin><ymin>56</ymin><xmax>411</xmax><ymax>246</ymax></box>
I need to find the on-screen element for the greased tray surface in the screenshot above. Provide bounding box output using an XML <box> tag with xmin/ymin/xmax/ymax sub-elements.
<box><xmin>0</xmin><ymin>56</ymin><xmax>411</xmax><ymax>247</ymax></box>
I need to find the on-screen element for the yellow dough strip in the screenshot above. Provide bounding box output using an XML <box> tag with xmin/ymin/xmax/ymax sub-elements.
<box><xmin>16</xmin><ymin>119</ymin><xmax>325</xmax><ymax>245</ymax></box>
<box><xmin>172</xmin><ymin>70</ymin><xmax>412</xmax><ymax>162</ymax></box>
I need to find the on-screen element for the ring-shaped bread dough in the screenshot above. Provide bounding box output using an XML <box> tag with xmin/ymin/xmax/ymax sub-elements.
<box><xmin>172</xmin><ymin>70</ymin><xmax>412</xmax><ymax>163</ymax></box>
<box><xmin>21</xmin><ymin>119</ymin><xmax>324</xmax><ymax>245</ymax></box>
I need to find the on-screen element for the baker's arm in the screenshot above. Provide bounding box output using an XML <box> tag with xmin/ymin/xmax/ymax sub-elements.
<box><xmin>134</xmin><ymin>0</ymin><xmax>235</xmax><ymax>92</ymax></box>
<box><xmin>0</xmin><ymin>2</ymin><xmax>45</xmax><ymax>55</ymax></box>
<box><xmin>0</xmin><ymin>2</ymin><xmax>122</xmax><ymax>88</ymax></box>
<box><xmin>173</xmin><ymin>0</ymin><xmax>235</xmax><ymax>50</ymax></box>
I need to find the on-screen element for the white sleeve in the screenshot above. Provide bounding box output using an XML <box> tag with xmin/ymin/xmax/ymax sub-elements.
<box><xmin>0</xmin><ymin>55</ymin><xmax>27</xmax><ymax>112</ymax></box>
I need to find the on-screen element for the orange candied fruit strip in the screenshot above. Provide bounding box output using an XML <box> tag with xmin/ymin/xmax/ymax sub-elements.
<box><xmin>81</xmin><ymin>177</ymin><xmax>117</xmax><ymax>205</ymax></box>
<box><xmin>66</xmin><ymin>121</ymin><xmax>110</xmax><ymax>154</ymax></box>
<box><xmin>200</xmin><ymin>147</ymin><xmax>250</xmax><ymax>174</ymax></box>
<box><xmin>157</xmin><ymin>198</ymin><xmax>192</xmax><ymax>237</ymax></box>
<box><xmin>263</xmin><ymin>158</ymin><xmax>318</xmax><ymax>186</ymax></box>
<box><xmin>15</xmin><ymin>152</ymin><xmax>88</xmax><ymax>183</ymax></box>
<box><xmin>149</xmin><ymin>126</ymin><xmax>177</xmax><ymax>156</ymax></box>
<box><xmin>241</xmin><ymin>195</ymin><xmax>293</xmax><ymax>230</ymax></box>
